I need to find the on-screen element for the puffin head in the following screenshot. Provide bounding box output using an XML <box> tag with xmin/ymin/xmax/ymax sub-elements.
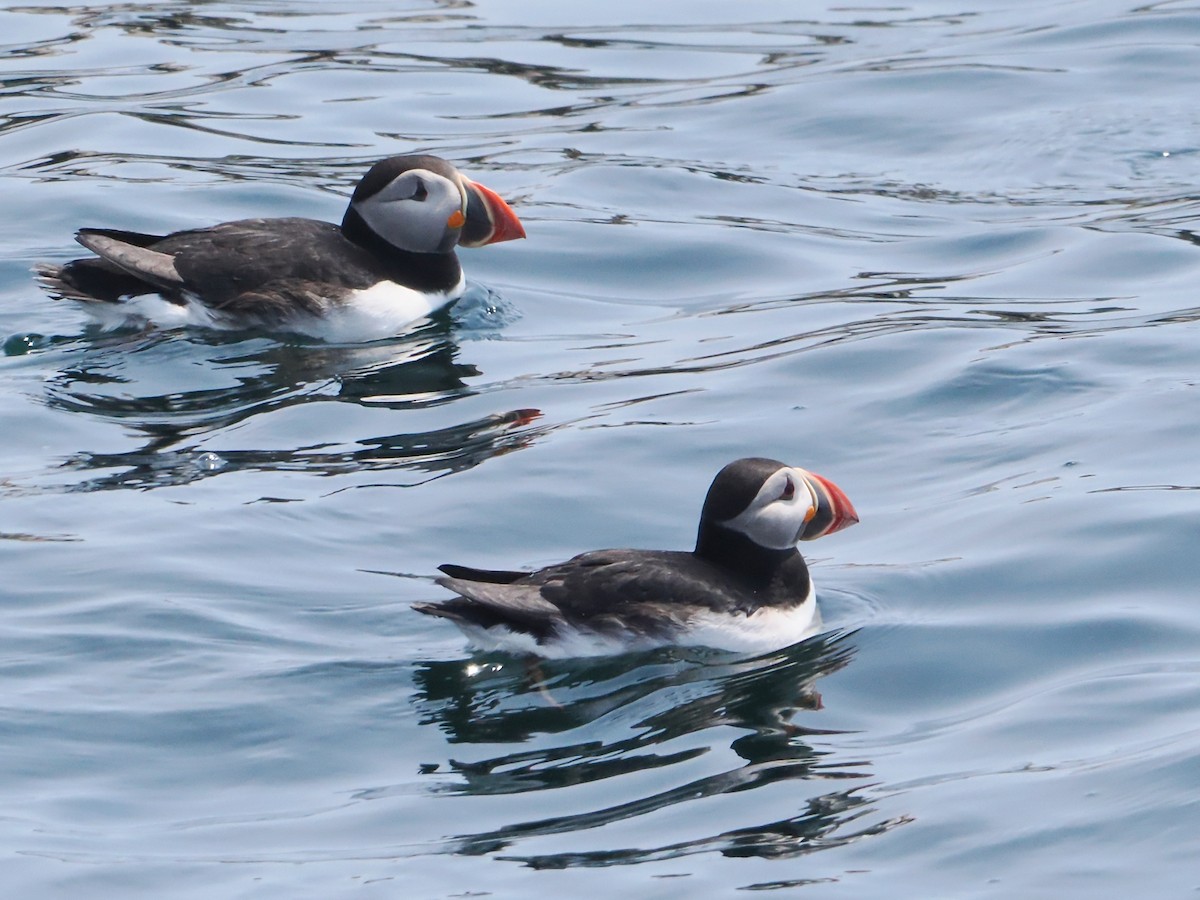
<box><xmin>346</xmin><ymin>154</ymin><xmax>525</xmax><ymax>254</ymax></box>
<box><xmin>700</xmin><ymin>457</ymin><xmax>859</xmax><ymax>551</ymax></box>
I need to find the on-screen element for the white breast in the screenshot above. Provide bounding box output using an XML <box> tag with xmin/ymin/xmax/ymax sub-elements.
<box><xmin>683</xmin><ymin>590</ymin><xmax>821</xmax><ymax>654</ymax></box>
<box><xmin>81</xmin><ymin>276</ymin><xmax>466</xmax><ymax>343</ymax></box>
<box><xmin>295</xmin><ymin>277</ymin><xmax>465</xmax><ymax>343</ymax></box>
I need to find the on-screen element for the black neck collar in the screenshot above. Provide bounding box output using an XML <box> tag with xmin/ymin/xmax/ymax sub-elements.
<box><xmin>341</xmin><ymin>207</ymin><xmax>463</xmax><ymax>293</ymax></box>
<box><xmin>694</xmin><ymin>522</ymin><xmax>811</xmax><ymax>600</ymax></box>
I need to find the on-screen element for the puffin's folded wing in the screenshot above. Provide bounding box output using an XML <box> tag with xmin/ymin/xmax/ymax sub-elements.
<box><xmin>416</xmin><ymin>576</ymin><xmax>566</xmax><ymax>641</ymax></box>
<box><xmin>76</xmin><ymin>229</ymin><xmax>184</xmax><ymax>293</ymax></box>
<box><xmin>437</xmin><ymin>563</ymin><xmax>530</xmax><ymax>584</ymax></box>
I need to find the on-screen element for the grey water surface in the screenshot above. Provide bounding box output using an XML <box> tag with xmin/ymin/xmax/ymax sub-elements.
<box><xmin>2</xmin><ymin>1</ymin><xmax>1199</xmax><ymax>897</ymax></box>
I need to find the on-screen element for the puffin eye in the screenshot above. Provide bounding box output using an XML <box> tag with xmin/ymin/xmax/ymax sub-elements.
<box><xmin>780</xmin><ymin>477</ymin><xmax>795</xmax><ymax>501</ymax></box>
<box><xmin>411</xmin><ymin>180</ymin><xmax>428</xmax><ymax>202</ymax></box>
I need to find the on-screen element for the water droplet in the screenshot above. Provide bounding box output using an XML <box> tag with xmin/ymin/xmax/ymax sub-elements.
<box><xmin>194</xmin><ymin>451</ymin><xmax>226</xmax><ymax>472</ymax></box>
<box><xmin>3</xmin><ymin>333</ymin><xmax>47</xmax><ymax>356</ymax></box>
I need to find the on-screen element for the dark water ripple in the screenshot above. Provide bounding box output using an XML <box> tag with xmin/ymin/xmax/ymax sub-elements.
<box><xmin>407</xmin><ymin>635</ymin><xmax>903</xmax><ymax>867</ymax></box>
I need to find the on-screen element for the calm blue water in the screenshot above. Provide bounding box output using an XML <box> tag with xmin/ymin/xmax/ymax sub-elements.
<box><xmin>3</xmin><ymin>1</ymin><xmax>1199</xmax><ymax>896</ymax></box>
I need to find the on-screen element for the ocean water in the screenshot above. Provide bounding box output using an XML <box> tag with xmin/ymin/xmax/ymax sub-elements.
<box><xmin>2</xmin><ymin>1</ymin><xmax>1199</xmax><ymax>896</ymax></box>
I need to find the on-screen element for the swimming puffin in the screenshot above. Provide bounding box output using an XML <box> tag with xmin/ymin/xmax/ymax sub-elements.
<box><xmin>35</xmin><ymin>154</ymin><xmax>525</xmax><ymax>342</ymax></box>
<box><xmin>414</xmin><ymin>457</ymin><xmax>859</xmax><ymax>658</ymax></box>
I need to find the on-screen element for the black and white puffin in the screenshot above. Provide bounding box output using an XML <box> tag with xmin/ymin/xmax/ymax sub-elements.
<box><xmin>36</xmin><ymin>154</ymin><xmax>525</xmax><ymax>342</ymax></box>
<box><xmin>414</xmin><ymin>457</ymin><xmax>859</xmax><ymax>658</ymax></box>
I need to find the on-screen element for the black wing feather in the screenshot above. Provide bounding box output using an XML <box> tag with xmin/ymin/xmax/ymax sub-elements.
<box><xmin>42</xmin><ymin>218</ymin><xmax>387</xmax><ymax>312</ymax></box>
<box><xmin>161</xmin><ymin>219</ymin><xmax>380</xmax><ymax>307</ymax></box>
<box><xmin>425</xmin><ymin>549</ymin><xmax>767</xmax><ymax>643</ymax></box>
<box><xmin>437</xmin><ymin>563</ymin><xmax>530</xmax><ymax>584</ymax></box>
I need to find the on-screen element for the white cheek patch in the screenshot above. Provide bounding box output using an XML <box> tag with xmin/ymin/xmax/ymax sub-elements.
<box><xmin>354</xmin><ymin>169</ymin><xmax>462</xmax><ymax>253</ymax></box>
<box><xmin>721</xmin><ymin>469</ymin><xmax>817</xmax><ymax>550</ymax></box>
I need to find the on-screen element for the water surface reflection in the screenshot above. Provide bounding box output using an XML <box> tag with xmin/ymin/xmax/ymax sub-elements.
<box><xmin>33</xmin><ymin>309</ymin><xmax>544</xmax><ymax>492</ymax></box>
<box><xmin>409</xmin><ymin>633</ymin><xmax>910</xmax><ymax>867</ymax></box>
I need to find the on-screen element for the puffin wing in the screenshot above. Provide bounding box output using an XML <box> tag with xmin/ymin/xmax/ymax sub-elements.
<box><xmin>437</xmin><ymin>563</ymin><xmax>530</xmax><ymax>584</ymax></box>
<box><xmin>421</xmin><ymin>552</ymin><xmax>756</xmax><ymax>644</ymax></box>
<box><xmin>166</xmin><ymin>219</ymin><xmax>382</xmax><ymax>314</ymax></box>
<box><xmin>417</xmin><ymin>575</ymin><xmax>566</xmax><ymax>641</ymax></box>
<box><xmin>76</xmin><ymin>229</ymin><xmax>184</xmax><ymax>293</ymax></box>
<box><xmin>537</xmin><ymin>550</ymin><xmax>753</xmax><ymax>638</ymax></box>
<box><xmin>73</xmin><ymin>219</ymin><xmax>371</xmax><ymax>314</ymax></box>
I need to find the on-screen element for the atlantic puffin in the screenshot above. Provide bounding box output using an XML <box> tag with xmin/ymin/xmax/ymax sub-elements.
<box><xmin>35</xmin><ymin>154</ymin><xmax>525</xmax><ymax>342</ymax></box>
<box><xmin>413</xmin><ymin>457</ymin><xmax>859</xmax><ymax>658</ymax></box>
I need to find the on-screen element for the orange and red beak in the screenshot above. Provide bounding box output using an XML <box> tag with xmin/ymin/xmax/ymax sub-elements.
<box><xmin>459</xmin><ymin>178</ymin><xmax>526</xmax><ymax>247</ymax></box>
<box><xmin>798</xmin><ymin>470</ymin><xmax>859</xmax><ymax>541</ymax></box>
